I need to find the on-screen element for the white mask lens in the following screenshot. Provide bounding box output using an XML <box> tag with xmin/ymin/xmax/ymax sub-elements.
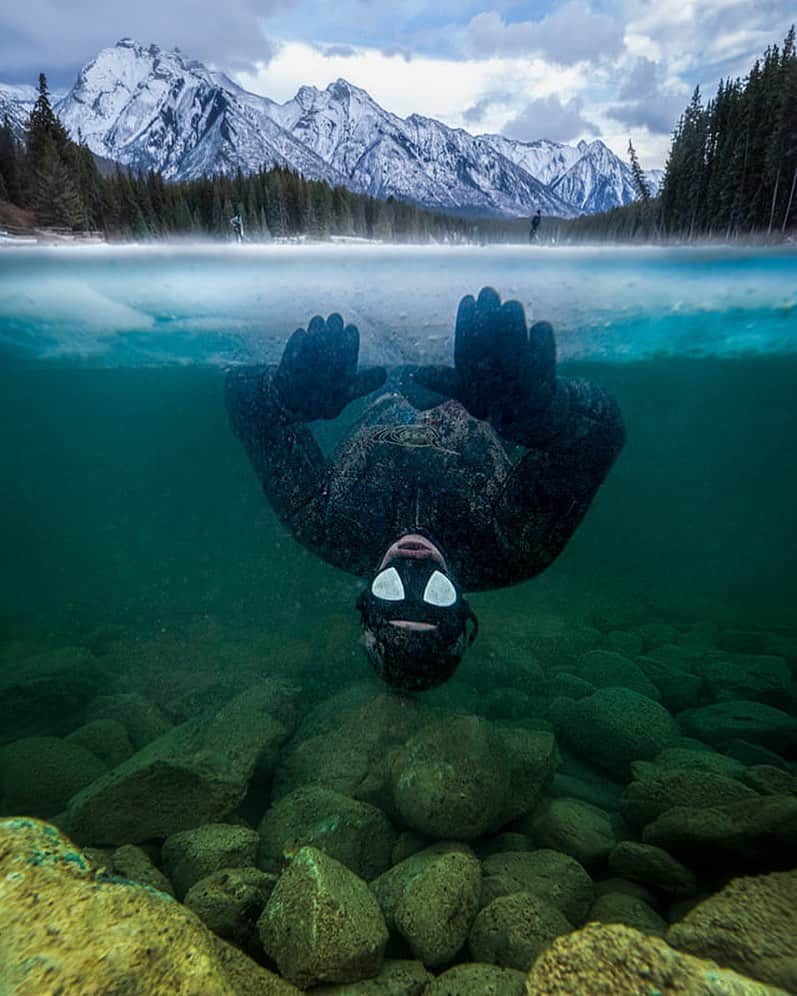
<box><xmin>423</xmin><ymin>570</ymin><xmax>457</xmax><ymax>608</ymax></box>
<box><xmin>371</xmin><ymin>566</ymin><xmax>405</xmax><ymax>601</ymax></box>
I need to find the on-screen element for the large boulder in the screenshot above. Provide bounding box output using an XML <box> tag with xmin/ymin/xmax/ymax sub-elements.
<box><xmin>525</xmin><ymin>797</ymin><xmax>616</xmax><ymax>868</ymax></box>
<box><xmin>608</xmin><ymin>841</ymin><xmax>698</xmax><ymax>896</ymax></box>
<box><xmin>568</xmin><ymin>650</ymin><xmax>660</xmax><ymax>700</ymax></box>
<box><xmin>389</xmin><ymin>716</ymin><xmax>510</xmax><ymax>839</ymax></box>
<box><xmin>371</xmin><ymin>842</ymin><xmax>481</xmax><ymax>967</ymax></box>
<box><xmin>184</xmin><ymin>867</ymin><xmax>277</xmax><ymax>956</ymax></box>
<box><xmin>642</xmin><ymin>795</ymin><xmax>797</xmax><ymax>873</ymax></box>
<box><xmin>0</xmin><ymin>736</ymin><xmax>107</xmax><ymax>817</ymax></box>
<box><xmin>480</xmin><ymin>849</ymin><xmax>592</xmax><ymax>924</ymax></box>
<box><xmin>469</xmin><ymin>892</ymin><xmax>570</xmax><ymax>970</ymax></box>
<box><xmin>112</xmin><ymin>844</ymin><xmax>175</xmax><ymax>895</ymax></box>
<box><xmin>0</xmin><ymin>817</ymin><xmax>298</xmax><ymax>995</ymax></box>
<box><xmin>65</xmin><ymin>718</ymin><xmax>135</xmax><ymax>767</ymax></box>
<box><xmin>258</xmin><ymin>846</ymin><xmax>388</xmax><ymax>988</ymax></box>
<box><xmin>496</xmin><ymin>727</ymin><xmax>558</xmax><ymax>824</ymax></box>
<box><xmin>587</xmin><ymin>892</ymin><xmax>667</xmax><ymax>935</ymax></box>
<box><xmin>308</xmin><ymin>959</ymin><xmax>434</xmax><ymax>994</ymax></box>
<box><xmin>678</xmin><ymin>701</ymin><xmax>797</xmax><ymax>756</ymax></box>
<box><xmin>85</xmin><ymin>692</ymin><xmax>172</xmax><ymax>749</ymax></box>
<box><xmin>524</xmin><ymin>922</ymin><xmax>788</xmax><ymax>995</ymax></box>
<box><xmin>620</xmin><ymin>762</ymin><xmax>757</xmax><ymax>827</ymax></box>
<box><xmin>635</xmin><ymin>656</ymin><xmax>704</xmax><ymax>712</ymax></box>
<box><xmin>424</xmin><ymin>962</ymin><xmax>526</xmax><ymax>995</ymax></box>
<box><xmin>667</xmin><ymin>870</ymin><xmax>797</xmax><ymax>992</ymax></box>
<box><xmin>162</xmin><ymin>822</ymin><xmax>260</xmax><ymax>899</ymax></box>
<box><xmin>697</xmin><ymin>655</ymin><xmax>791</xmax><ymax>703</ymax></box>
<box><xmin>258</xmin><ymin>786</ymin><xmax>396</xmax><ymax>881</ymax></box>
<box><xmin>0</xmin><ymin>646</ymin><xmax>103</xmax><ymax>744</ymax></box>
<box><xmin>65</xmin><ymin>680</ymin><xmax>297</xmax><ymax>844</ymax></box>
<box><xmin>553</xmin><ymin>687</ymin><xmax>678</xmax><ymax>779</ymax></box>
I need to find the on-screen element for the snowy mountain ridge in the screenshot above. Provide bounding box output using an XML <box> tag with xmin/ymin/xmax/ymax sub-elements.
<box><xmin>1</xmin><ymin>39</ymin><xmax>663</xmax><ymax>218</ymax></box>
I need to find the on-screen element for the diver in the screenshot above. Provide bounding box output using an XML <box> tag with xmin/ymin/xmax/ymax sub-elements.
<box><xmin>226</xmin><ymin>288</ymin><xmax>624</xmax><ymax>691</ymax></box>
<box><xmin>529</xmin><ymin>209</ymin><xmax>542</xmax><ymax>242</ymax></box>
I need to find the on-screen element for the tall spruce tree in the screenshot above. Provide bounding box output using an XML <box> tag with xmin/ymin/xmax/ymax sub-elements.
<box><xmin>627</xmin><ymin>140</ymin><xmax>650</xmax><ymax>203</ymax></box>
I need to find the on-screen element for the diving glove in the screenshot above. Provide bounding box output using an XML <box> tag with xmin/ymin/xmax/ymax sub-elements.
<box><xmin>274</xmin><ymin>312</ymin><xmax>386</xmax><ymax>421</ymax></box>
<box><xmin>414</xmin><ymin>287</ymin><xmax>560</xmax><ymax>446</ymax></box>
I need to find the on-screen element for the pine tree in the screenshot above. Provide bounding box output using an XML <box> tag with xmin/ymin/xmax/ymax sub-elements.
<box><xmin>627</xmin><ymin>140</ymin><xmax>650</xmax><ymax>202</ymax></box>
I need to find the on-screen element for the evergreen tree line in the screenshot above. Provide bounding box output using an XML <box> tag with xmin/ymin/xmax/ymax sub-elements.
<box><xmin>0</xmin><ymin>74</ymin><xmax>525</xmax><ymax>243</ymax></box>
<box><xmin>562</xmin><ymin>26</ymin><xmax>797</xmax><ymax>242</ymax></box>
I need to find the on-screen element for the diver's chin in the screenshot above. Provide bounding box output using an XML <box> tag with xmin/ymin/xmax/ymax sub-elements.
<box><xmin>389</xmin><ymin>620</ymin><xmax>438</xmax><ymax>632</ymax></box>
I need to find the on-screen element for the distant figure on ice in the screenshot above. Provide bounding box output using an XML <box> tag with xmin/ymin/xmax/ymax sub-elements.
<box><xmin>226</xmin><ymin>288</ymin><xmax>624</xmax><ymax>691</ymax></box>
<box><xmin>230</xmin><ymin>215</ymin><xmax>244</xmax><ymax>243</ymax></box>
<box><xmin>529</xmin><ymin>209</ymin><xmax>542</xmax><ymax>242</ymax></box>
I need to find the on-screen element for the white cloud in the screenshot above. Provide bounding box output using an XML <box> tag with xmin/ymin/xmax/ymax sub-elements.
<box><xmin>503</xmin><ymin>94</ymin><xmax>598</xmax><ymax>143</ymax></box>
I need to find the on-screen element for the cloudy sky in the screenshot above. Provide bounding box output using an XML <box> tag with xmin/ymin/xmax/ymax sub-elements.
<box><xmin>1</xmin><ymin>0</ymin><xmax>794</xmax><ymax>167</ymax></box>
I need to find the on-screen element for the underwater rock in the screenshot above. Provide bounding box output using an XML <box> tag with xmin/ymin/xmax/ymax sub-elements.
<box><xmin>741</xmin><ymin>764</ymin><xmax>797</xmax><ymax>796</ymax></box>
<box><xmin>475</xmin><ymin>832</ymin><xmax>534</xmax><ymax>859</ymax></box>
<box><xmin>725</xmin><ymin>739</ymin><xmax>791</xmax><ymax>770</ymax></box>
<box><xmin>528</xmin><ymin>626</ymin><xmax>604</xmax><ymax>668</ymax></box>
<box><xmin>85</xmin><ymin>691</ymin><xmax>173</xmax><ymax>749</ymax></box>
<box><xmin>258</xmin><ymin>845</ymin><xmax>389</xmax><ymax>988</ymax></box>
<box><xmin>569</xmin><ymin>650</ymin><xmax>661</xmax><ymax>700</ymax></box>
<box><xmin>0</xmin><ymin>816</ymin><xmax>298</xmax><ymax>995</ymax></box>
<box><xmin>524</xmin><ymin>922</ymin><xmax>787</xmax><ymax>995</ymax></box>
<box><xmin>272</xmin><ymin>690</ymin><xmax>428</xmax><ymax>812</ymax></box>
<box><xmin>389</xmin><ymin>715</ymin><xmax>510</xmax><ymax>839</ymax></box>
<box><xmin>653</xmin><ymin>746</ymin><xmax>746</xmax><ymax>779</ymax></box>
<box><xmin>307</xmin><ymin>958</ymin><xmax>433</xmax><ymax>994</ymax></box>
<box><xmin>112</xmin><ymin>843</ymin><xmax>174</xmax><ymax>895</ymax></box>
<box><xmin>635</xmin><ymin>655</ymin><xmax>704</xmax><ymax>711</ymax></box>
<box><xmin>697</xmin><ymin>654</ymin><xmax>791</xmax><ymax>704</ymax></box>
<box><xmin>469</xmin><ymin>891</ymin><xmax>570</xmax><ymax>971</ymax></box>
<box><xmin>677</xmin><ymin>700</ymin><xmax>797</xmax><ymax>756</ymax></box>
<box><xmin>715</xmin><ymin>629</ymin><xmax>773</xmax><ymax>655</ymax></box>
<box><xmin>0</xmin><ymin>646</ymin><xmax>103</xmax><ymax>744</ymax></box>
<box><xmin>184</xmin><ymin>866</ymin><xmax>277</xmax><ymax>956</ymax></box>
<box><xmin>593</xmin><ymin>875</ymin><xmax>659</xmax><ymax>905</ymax></box>
<box><xmin>480</xmin><ymin>849</ymin><xmax>592</xmax><ymax>924</ymax></box>
<box><xmin>65</xmin><ymin>718</ymin><xmax>135</xmax><ymax>766</ymax></box>
<box><xmin>496</xmin><ymin>727</ymin><xmax>559</xmax><ymax>824</ymax></box>
<box><xmin>0</xmin><ymin>735</ymin><xmax>107</xmax><ymax>818</ymax></box>
<box><xmin>667</xmin><ymin>869</ymin><xmax>797</xmax><ymax>992</ymax></box>
<box><xmin>65</xmin><ymin>679</ymin><xmax>296</xmax><ymax>844</ymax></box>
<box><xmin>391</xmin><ymin>829</ymin><xmax>430</xmax><ymax>864</ymax></box>
<box><xmin>642</xmin><ymin>794</ymin><xmax>797</xmax><ymax>872</ymax></box>
<box><xmin>608</xmin><ymin>841</ymin><xmax>698</xmax><ymax>896</ymax></box>
<box><xmin>606</xmin><ymin>629</ymin><xmax>644</xmax><ymax>657</ymax></box>
<box><xmin>634</xmin><ymin>622</ymin><xmax>681</xmax><ymax>650</ymax></box>
<box><xmin>162</xmin><ymin>822</ymin><xmax>260</xmax><ymax>899</ymax></box>
<box><xmin>424</xmin><ymin>962</ymin><xmax>526</xmax><ymax>995</ymax></box>
<box><xmin>587</xmin><ymin>891</ymin><xmax>667</xmax><ymax>935</ymax></box>
<box><xmin>371</xmin><ymin>842</ymin><xmax>481</xmax><ymax>968</ymax></box>
<box><xmin>553</xmin><ymin>686</ymin><xmax>678</xmax><ymax>779</ymax></box>
<box><xmin>525</xmin><ymin>797</ymin><xmax>617</xmax><ymax>868</ymax></box>
<box><xmin>546</xmin><ymin>672</ymin><xmax>596</xmax><ymax>700</ymax></box>
<box><xmin>621</xmin><ymin>762</ymin><xmax>757</xmax><ymax>827</ymax></box>
<box><xmin>258</xmin><ymin>785</ymin><xmax>396</xmax><ymax>881</ymax></box>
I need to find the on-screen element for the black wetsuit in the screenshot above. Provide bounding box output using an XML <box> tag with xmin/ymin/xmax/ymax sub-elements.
<box><xmin>225</xmin><ymin>366</ymin><xmax>625</xmax><ymax>591</ymax></box>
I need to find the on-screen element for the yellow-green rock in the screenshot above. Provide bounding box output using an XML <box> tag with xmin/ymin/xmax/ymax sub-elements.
<box><xmin>0</xmin><ymin>817</ymin><xmax>298</xmax><ymax>995</ymax></box>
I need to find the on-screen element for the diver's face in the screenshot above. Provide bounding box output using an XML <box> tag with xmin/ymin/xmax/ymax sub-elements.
<box><xmin>372</xmin><ymin>533</ymin><xmax>459</xmax><ymax>632</ymax></box>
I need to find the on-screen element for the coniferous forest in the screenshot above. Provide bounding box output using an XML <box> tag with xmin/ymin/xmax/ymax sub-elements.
<box><xmin>1</xmin><ymin>27</ymin><xmax>795</xmax><ymax>244</ymax></box>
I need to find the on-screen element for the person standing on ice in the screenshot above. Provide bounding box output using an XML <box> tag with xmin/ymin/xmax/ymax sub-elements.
<box><xmin>529</xmin><ymin>209</ymin><xmax>542</xmax><ymax>242</ymax></box>
<box><xmin>230</xmin><ymin>214</ymin><xmax>244</xmax><ymax>243</ymax></box>
<box><xmin>226</xmin><ymin>287</ymin><xmax>624</xmax><ymax>691</ymax></box>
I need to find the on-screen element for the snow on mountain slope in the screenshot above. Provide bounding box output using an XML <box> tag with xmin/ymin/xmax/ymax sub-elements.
<box><xmin>0</xmin><ymin>84</ymin><xmax>37</xmax><ymax>136</ymax></box>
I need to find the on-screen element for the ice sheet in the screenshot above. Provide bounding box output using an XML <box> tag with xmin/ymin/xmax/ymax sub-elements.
<box><xmin>0</xmin><ymin>243</ymin><xmax>795</xmax><ymax>367</ymax></box>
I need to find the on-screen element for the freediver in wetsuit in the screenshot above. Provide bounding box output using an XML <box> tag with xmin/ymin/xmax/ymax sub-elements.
<box><xmin>226</xmin><ymin>287</ymin><xmax>625</xmax><ymax>691</ymax></box>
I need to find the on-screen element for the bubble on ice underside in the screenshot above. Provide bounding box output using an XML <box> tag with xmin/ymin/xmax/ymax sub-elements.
<box><xmin>0</xmin><ymin>243</ymin><xmax>794</xmax><ymax>367</ymax></box>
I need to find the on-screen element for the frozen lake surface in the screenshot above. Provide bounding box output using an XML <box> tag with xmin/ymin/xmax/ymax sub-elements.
<box><xmin>1</xmin><ymin>243</ymin><xmax>795</xmax><ymax>367</ymax></box>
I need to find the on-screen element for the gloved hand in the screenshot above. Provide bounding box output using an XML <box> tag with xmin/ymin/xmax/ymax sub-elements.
<box><xmin>414</xmin><ymin>287</ymin><xmax>557</xmax><ymax>445</ymax></box>
<box><xmin>274</xmin><ymin>313</ymin><xmax>386</xmax><ymax>421</ymax></box>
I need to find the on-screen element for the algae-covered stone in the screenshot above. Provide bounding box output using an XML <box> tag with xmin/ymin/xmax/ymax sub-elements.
<box><xmin>112</xmin><ymin>843</ymin><xmax>174</xmax><ymax>895</ymax></box>
<box><xmin>497</xmin><ymin>727</ymin><xmax>558</xmax><ymax>824</ymax></box>
<box><xmin>425</xmin><ymin>962</ymin><xmax>526</xmax><ymax>995</ymax></box>
<box><xmin>184</xmin><ymin>867</ymin><xmax>277</xmax><ymax>955</ymax></box>
<box><xmin>469</xmin><ymin>892</ymin><xmax>570</xmax><ymax>970</ymax></box>
<box><xmin>0</xmin><ymin>735</ymin><xmax>107</xmax><ymax>817</ymax></box>
<box><xmin>307</xmin><ymin>959</ymin><xmax>433</xmax><ymax>994</ymax></box>
<box><xmin>66</xmin><ymin>680</ymin><xmax>296</xmax><ymax>844</ymax></box>
<box><xmin>570</xmin><ymin>650</ymin><xmax>661</xmax><ymax>700</ymax></box>
<box><xmin>481</xmin><ymin>849</ymin><xmax>592</xmax><ymax>924</ymax></box>
<box><xmin>258</xmin><ymin>846</ymin><xmax>388</xmax><ymax>988</ymax></box>
<box><xmin>258</xmin><ymin>785</ymin><xmax>396</xmax><ymax>881</ymax></box>
<box><xmin>667</xmin><ymin>869</ymin><xmax>797</xmax><ymax>992</ymax></box>
<box><xmin>698</xmin><ymin>655</ymin><xmax>791</xmax><ymax>703</ymax></box>
<box><xmin>678</xmin><ymin>700</ymin><xmax>797</xmax><ymax>755</ymax></box>
<box><xmin>609</xmin><ymin>841</ymin><xmax>698</xmax><ymax>896</ymax></box>
<box><xmin>390</xmin><ymin>716</ymin><xmax>509</xmax><ymax>839</ymax></box>
<box><xmin>66</xmin><ymin>718</ymin><xmax>135</xmax><ymax>767</ymax></box>
<box><xmin>0</xmin><ymin>646</ymin><xmax>103</xmax><ymax>744</ymax></box>
<box><xmin>0</xmin><ymin>817</ymin><xmax>298</xmax><ymax>995</ymax></box>
<box><xmin>654</xmin><ymin>746</ymin><xmax>746</xmax><ymax>779</ymax></box>
<box><xmin>554</xmin><ymin>687</ymin><xmax>677</xmax><ymax>779</ymax></box>
<box><xmin>371</xmin><ymin>842</ymin><xmax>481</xmax><ymax>967</ymax></box>
<box><xmin>587</xmin><ymin>892</ymin><xmax>667</xmax><ymax>935</ymax></box>
<box><xmin>642</xmin><ymin>795</ymin><xmax>797</xmax><ymax>872</ymax></box>
<box><xmin>526</xmin><ymin>797</ymin><xmax>616</xmax><ymax>868</ymax></box>
<box><xmin>85</xmin><ymin>691</ymin><xmax>173</xmax><ymax>749</ymax></box>
<box><xmin>163</xmin><ymin>822</ymin><xmax>260</xmax><ymax>898</ymax></box>
<box><xmin>621</xmin><ymin>763</ymin><xmax>757</xmax><ymax>827</ymax></box>
<box><xmin>636</xmin><ymin>656</ymin><xmax>704</xmax><ymax>712</ymax></box>
<box><xmin>525</xmin><ymin>922</ymin><xmax>788</xmax><ymax>995</ymax></box>
<box><xmin>742</xmin><ymin>765</ymin><xmax>797</xmax><ymax>796</ymax></box>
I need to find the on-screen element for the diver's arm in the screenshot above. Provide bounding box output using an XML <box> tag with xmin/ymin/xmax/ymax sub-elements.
<box><xmin>225</xmin><ymin>364</ymin><xmax>327</xmax><ymax>526</ymax></box>
<box><xmin>493</xmin><ymin>376</ymin><xmax>625</xmax><ymax>578</ymax></box>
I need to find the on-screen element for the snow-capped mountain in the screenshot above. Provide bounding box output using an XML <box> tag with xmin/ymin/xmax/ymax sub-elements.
<box><xmin>0</xmin><ymin>39</ymin><xmax>663</xmax><ymax>217</ymax></box>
